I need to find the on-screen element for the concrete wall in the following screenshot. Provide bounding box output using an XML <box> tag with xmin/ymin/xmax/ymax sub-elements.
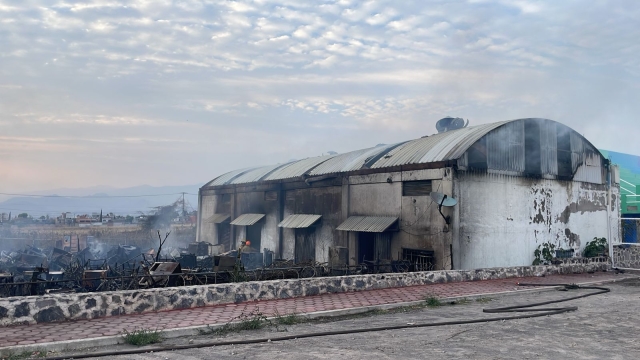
<box><xmin>197</xmin><ymin>193</ymin><xmax>218</xmax><ymax>244</ymax></box>
<box><xmin>282</xmin><ymin>186</ymin><xmax>342</xmax><ymax>263</ymax></box>
<box><xmin>0</xmin><ymin>261</ymin><xmax>608</xmax><ymax>326</ymax></box>
<box><xmin>453</xmin><ymin>172</ymin><xmax>620</xmax><ymax>270</ymax></box>
<box><xmin>346</xmin><ymin>169</ymin><xmax>453</xmax><ymax>269</ymax></box>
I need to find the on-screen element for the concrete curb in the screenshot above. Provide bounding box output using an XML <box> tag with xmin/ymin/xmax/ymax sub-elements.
<box><xmin>0</xmin><ymin>274</ymin><xmax>634</xmax><ymax>357</ymax></box>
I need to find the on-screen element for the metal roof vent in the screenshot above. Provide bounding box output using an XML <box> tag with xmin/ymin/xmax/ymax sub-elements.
<box><xmin>436</xmin><ymin>117</ymin><xmax>469</xmax><ymax>133</ymax></box>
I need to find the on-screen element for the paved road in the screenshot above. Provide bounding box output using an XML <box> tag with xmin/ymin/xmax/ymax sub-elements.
<box><xmin>77</xmin><ymin>277</ymin><xmax>640</xmax><ymax>360</ymax></box>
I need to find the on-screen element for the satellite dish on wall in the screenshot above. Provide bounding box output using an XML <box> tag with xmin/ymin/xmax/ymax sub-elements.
<box><xmin>430</xmin><ymin>192</ymin><xmax>458</xmax><ymax>207</ymax></box>
<box><xmin>430</xmin><ymin>192</ymin><xmax>457</xmax><ymax>225</ymax></box>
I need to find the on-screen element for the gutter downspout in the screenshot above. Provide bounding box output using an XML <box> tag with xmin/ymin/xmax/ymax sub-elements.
<box><xmin>606</xmin><ymin>162</ymin><xmax>615</xmax><ymax>268</ymax></box>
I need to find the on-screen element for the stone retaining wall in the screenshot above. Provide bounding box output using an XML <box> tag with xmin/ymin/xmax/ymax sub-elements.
<box><xmin>0</xmin><ymin>261</ymin><xmax>609</xmax><ymax>326</ymax></box>
<box><xmin>613</xmin><ymin>245</ymin><xmax>640</xmax><ymax>269</ymax></box>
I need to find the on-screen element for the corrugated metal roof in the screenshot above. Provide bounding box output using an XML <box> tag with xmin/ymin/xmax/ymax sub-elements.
<box><xmin>206</xmin><ymin>213</ymin><xmax>230</xmax><ymax>224</ymax></box>
<box><xmin>206</xmin><ymin>167</ymin><xmax>258</xmax><ymax>186</ymax></box>
<box><xmin>230</xmin><ymin>213</ymin><xmax>265</xmax><ymax>226</ymax></box>
<box><xmin>371</xmin><ymin>121</ymin><xmax>513</xmax><ymax>168</ymax></box>
<box><xmin>336</xmin><ymin>216</ymin><xmax>398</xmax><ymax>232</ymax></box>
<box><xmin>207</xmin><ymin>119</ymin><xmax>607</xmax><ymax>186</ymax></box>
<box><xmin>278</xmin><ymin>214</ymin><xmax>322</xmax><ymax>228</ymax></box>
<box><xmin>262</xmin><ymin>155</ymin><xmax>334</xmax><ymax>181</ymax></box>
<box><xmin>205</xmin><ymin>122</ymin><xmax>513</xmax><ymax>185</ymax></box>
<box><xmin>229</xmin><ymin>162</ymin><xmax>294</xmax><ymax>185</ymax></box>
<box><xmin>309</xmin><ymin>144</ymin><xmax>401</xmax><ymax>176</ymax></box>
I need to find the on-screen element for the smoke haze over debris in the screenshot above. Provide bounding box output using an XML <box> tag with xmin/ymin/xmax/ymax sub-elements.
<box><xmin>1</xmin><ymin>0</ymin><xmax>639</xmax><ymax>193</ymax></box>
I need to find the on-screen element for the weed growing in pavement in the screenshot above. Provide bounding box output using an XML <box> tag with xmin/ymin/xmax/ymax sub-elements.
<box><xmin>425</xmin><ymin>297</ymin><xmax>442</xmax><ymax>307</ymax></box>
<box><xmin>475</xmin><ymin>297</ymin><xmax>493</xmax><ymax>303</ymax></box>
<box><xmin>2</xmin><ymin>350</ymin><xmax>47</xmax><ymax>360</ymax></box>
<box><xmin>201</xmin><ymin>308</ymin><xmax>270</xmax><ymax>336</ymax></box>
<box><xmin>274</xmin><ymin>311</ymin><xmax>303</xmax><ymax>326</ymax></box>
<box><xmin>121</xmin><ymin>328</ymin><xmax>163</xmax><ymax>346</ymax></box>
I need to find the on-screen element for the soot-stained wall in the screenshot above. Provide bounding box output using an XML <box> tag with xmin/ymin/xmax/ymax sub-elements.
<box><xmin>453</xmin><ymin>172</ymin><xmax>619</xmax><ymax>270</ymax></box>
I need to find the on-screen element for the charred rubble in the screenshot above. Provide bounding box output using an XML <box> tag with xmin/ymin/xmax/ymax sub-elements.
<box><xmin>0</xmin><ymin>233</ymin><xmax>421</xmax><ymax>298</ymax></box>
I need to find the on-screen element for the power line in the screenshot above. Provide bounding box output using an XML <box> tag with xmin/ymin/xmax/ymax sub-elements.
<box><xmin>0</xmin><ymin>192</ymin><xmax>198</xmax><ymax>199</ymax></box>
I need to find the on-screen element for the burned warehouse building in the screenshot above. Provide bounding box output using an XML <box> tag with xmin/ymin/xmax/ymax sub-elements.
<box><xmin>197</xmin><ymin>118</ymin><xmax>620</xmax><ymax>271</ymax></box>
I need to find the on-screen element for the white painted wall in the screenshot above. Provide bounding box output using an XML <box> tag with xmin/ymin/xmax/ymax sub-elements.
<box><xmin>453</xmin><ymin>172</ymin><xmax>619</xmax><ymax>270</ymax></box>
<box><xmin>261</xmin><ymin>210</ymin><xmax>279</xmax><ymax>254</ymax></box>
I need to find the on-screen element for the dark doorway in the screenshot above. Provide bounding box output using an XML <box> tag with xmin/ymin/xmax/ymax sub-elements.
<box><xmin>295</xmin><ymin>228</ymin><xmax>316</xmax><ymax>263</ymax></box>
<box><xmin>358</xmin><ymin>232</ymin><xmax>375</xmax><ymax>263</ymax></box>
<box><xmin>216</xmin><ymin>223</ymin><xmax>231</xmax><ymax>251</ymax></box>
<box><xmin>246</xmin><ymin>224</ymin><xmax>262</xmax><ymax>251</ymax></box>
<box><xmin>358</xmin><ymin>232</ymin><xmax>391</xmax><ymax>263</ymax></box>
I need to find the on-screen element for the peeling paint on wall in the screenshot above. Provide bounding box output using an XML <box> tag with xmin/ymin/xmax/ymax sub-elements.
<box><xmin>564</xmin><ymin>228</ymin><xmax>581</xmax><ymax>247</ymax></box>
<box><xmin>530</xmin><ymin>186</ymin><xmax>553</xmax><ymax>228</ymax></box>
<box><xmin>455</xmin><ymin>172</ymin><xmax>616</xmax><ymax>270</ymax></box>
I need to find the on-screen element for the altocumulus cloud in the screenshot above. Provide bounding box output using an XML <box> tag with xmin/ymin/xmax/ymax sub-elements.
<box><xmin>0</xmin><ymin>0</ymin><xmax>639</xmax><ymax>192</ymax></box>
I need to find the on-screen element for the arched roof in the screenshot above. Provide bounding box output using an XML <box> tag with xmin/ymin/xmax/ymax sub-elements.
<box><xmin>205</xmin><ymin>119</ymin><xmax>603</xmax><ymax>187</ymax></box>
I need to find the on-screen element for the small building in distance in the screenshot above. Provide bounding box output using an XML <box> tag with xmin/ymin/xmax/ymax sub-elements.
<box><xmin>197</xmin><ymin>118</ymin><xmax>620</xmax><ymax>270</ymax></box>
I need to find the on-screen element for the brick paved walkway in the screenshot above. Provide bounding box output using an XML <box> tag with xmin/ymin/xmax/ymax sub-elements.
<box><xmin>0</xmin><ymin>272</ymin><xmax>627</xmax><ymax>347</ymax></box>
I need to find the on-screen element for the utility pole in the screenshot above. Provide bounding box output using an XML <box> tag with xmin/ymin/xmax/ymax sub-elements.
<box><xmin>182</xmin><ymin>192</ymin><xmax>186</xmax><ymax>218</ymax></box>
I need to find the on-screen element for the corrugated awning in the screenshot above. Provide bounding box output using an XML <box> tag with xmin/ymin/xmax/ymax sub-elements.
<box><xmin>230</xmin><ymin>213</ymin><xmax>265</xmax><ymax>226</ymax></box>
<box><xmin>278</xmin><ymin>214</ymin><xmax>322</xmax><ymax>228</ymax></box>
<box><xmin>206</xmin><ymin>213</ymin><xmax>230</xmax><ymax>224</ymax></box>
<box><xmin>336</xmin><ymin>216</ymin><xmax>398</xmax><ymax>232</ymax></box>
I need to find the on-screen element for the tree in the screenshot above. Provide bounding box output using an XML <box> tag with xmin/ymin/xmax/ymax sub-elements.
<box><xmin>142</xmin><ymin>204</ymin><xmax>178</xmax><ymax>231</ymax></box>
<box><xmin>18</xmin><ymin>213</ymin><xmax>28</xmax><ymax>219</ymax></box>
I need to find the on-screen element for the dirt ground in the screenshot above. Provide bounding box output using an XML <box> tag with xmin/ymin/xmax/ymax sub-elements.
<box><xmin>66</xmin><ymin>278</ymin><xmax>640</xmax><ymax>360</ymax></box>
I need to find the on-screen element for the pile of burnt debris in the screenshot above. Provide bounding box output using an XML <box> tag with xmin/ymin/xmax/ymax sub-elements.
<box><xmin>0</xmin><ymin>235</ymin><xmax>433</xmax><ymax>298</ymax></box>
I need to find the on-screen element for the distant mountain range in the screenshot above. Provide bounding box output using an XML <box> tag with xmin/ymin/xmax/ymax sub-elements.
<box><xmin>0</xmin><ymin>184</ymin><xmax>203</xmax><ymax>217</ymax></box>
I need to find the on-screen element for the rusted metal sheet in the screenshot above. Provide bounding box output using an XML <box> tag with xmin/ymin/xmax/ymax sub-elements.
<box><xmin>206</xmin><ymin>213</ymin><xmax>230</xmax><ymax>223</ymax></box>
<box><xmin>263</xmin><ymin>155</ymin><xmax>334</xmax><ymax>181</ymax></box>
<box><xmin>230</xmin><ymin>213</ymin><xmax>265</xmax><ymax>226</ymax></box>
<box><xmin>278</xmin><ymin>214</ymin><xmax>322</xmax><ymax>228</ymax></box>
<box><xmin>82</xmin><ymin>270</ymin><xmax>107</xmax><ymax>290</ymax></box>
<box><xmin>336</xmin><ymin>216</ymin><xmax>398</xmax><ymax>232</ymax></box>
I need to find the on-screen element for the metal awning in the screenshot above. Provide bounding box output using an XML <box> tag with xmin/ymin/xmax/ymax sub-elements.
<box><xmin>336</xmin><ymin>216</ymin><xmax>398</xmax><ymax>233</ymax></box>
<box><xmin>230</xmin><ymin>213</ymin><xmax>265</xmax><ymax>226</ymax></box>
<box><xmin>206</xmin><ymin>213</ymin><xmax>231</xmax><ymax>224</ymax></box>
<box><xmin>278</xmin><ymin>214</ymin><xmax>322</xmax><ymax>229</ymax></box>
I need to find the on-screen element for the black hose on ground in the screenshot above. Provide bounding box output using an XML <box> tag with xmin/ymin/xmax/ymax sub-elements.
<box><xmin>43</xmin><ymin>283</ymin><xmax>609</xmax><ymax>360</ymax></box>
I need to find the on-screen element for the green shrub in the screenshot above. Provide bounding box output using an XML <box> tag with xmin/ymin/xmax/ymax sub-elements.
<box><xmin>426</xmin><ymin>297</ymin><xmax>442</xmax><ymax>307</ymax></box>
<box><xmin>583</xmin><ymin>237</ymin><xmax>607</xmax><ymax>258</ymax></box>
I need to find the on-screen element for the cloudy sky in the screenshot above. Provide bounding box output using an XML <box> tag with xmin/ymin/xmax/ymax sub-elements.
<box><xmin>1</xmin><ymin>0</ymin><xmax>639</xmax><ymax>193</ymax></box>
